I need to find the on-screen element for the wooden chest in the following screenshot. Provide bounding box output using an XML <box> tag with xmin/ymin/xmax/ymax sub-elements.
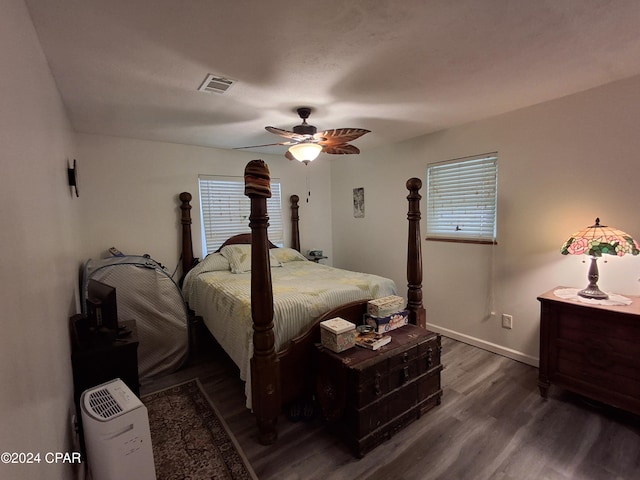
<box><xmin>538</xmin><ymin>288</ymin><xmax>640</xmax><ymax>416</ymax></box>
<box><xmin>315</xmin><ymin>324</ymin><xmax>442</xmax><ymax>457</ymax></box>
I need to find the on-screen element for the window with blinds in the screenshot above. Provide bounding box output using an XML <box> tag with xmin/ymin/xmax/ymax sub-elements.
<box><xmin>426</xmin><ymin>153</ymin><xmax>498</xmax><ymax>244</ymax></box>
<box><xmin>198</xmin><ymin>175</ymin><xmax>284</xmax><ymax>256</ymax></box>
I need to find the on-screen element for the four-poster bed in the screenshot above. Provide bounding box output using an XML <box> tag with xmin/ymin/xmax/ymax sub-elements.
<box><xmin>178</xmin><ymin>160</ymin><xmax>427</xmax><ymax>444</ymax></box>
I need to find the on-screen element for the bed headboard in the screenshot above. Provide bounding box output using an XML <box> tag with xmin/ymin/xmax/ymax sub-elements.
<box><xmin>214</xmin><ymin>233</ymin><xmax>278</xmax><ymax>252</ymax></box>
<box><xmin>177</xmin><ymin>187</ymin><xmax>302</xmax><ymax>281</ymax></box>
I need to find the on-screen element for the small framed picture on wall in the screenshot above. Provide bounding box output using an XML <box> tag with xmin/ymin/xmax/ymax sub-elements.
<box><xmin>353</xmin><ymin>187</ymin><xmax>364</xmax><ymax>218</ymax></box>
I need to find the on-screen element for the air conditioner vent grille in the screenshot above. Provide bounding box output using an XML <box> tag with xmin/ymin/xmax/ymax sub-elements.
<box><xmin>88</xmin><ymin>388</ymin><xmax>123</xmax><ymax>419</ymax></box>
<box><xmin>198</xmin><ymin>74</ymin><xmax>235</xmax><ymax>94</ymax></box>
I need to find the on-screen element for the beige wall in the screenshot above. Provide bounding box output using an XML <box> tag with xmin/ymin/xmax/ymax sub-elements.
<box><xmin>0</xmin><ymin>1</ymin><xmax>81</xmax><ymax>479</ymax></box>
<box><xmin>75</xmin><ymin>134</ymin><xmax>334</xmax><ymax>272</ymax></box>
<box><xmin>331</xmin><ymin>75</ymin><xmax>640</xmax><ymax>365</ymax></box>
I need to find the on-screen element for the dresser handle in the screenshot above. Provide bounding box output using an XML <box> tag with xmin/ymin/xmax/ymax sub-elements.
<box><xmin>403</xmin><ymin>366</ymin><xmax>410</xmax><ymax>383</ymax></box>
<box><xmin>374</xmin><ymin>372</ymin><xmax>382</xmax><ymax>396</ymax></box>
<box><xmin>403</xmin><ymin>352</ymin><xmax>409</xmax><ymax>363</ymax></box>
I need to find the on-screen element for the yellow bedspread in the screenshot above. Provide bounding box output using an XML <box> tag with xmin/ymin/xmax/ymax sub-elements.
<box><xmin>182</xmin><ymin>251</ymin><xmax>397</xmax><ymax>408</ymax></box>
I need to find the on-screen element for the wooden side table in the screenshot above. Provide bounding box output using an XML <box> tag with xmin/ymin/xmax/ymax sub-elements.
<box><xmin>315</xmin><ymin>324</ymin><xmax>442</xmax><ymax>457</ymax></box>
<box><xmin>71</xmin><ymin>317</ymin><xmax>140</xmax><ymax>400</ymax></box>
<box><xmin>538</xmin><ymin>287</ymin><xmax>640</xmax><ymax>416</ymax></box>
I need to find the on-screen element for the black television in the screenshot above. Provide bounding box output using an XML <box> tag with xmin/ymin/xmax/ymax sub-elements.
<box><xmin>86</xmin><ymin>279</ymin><xmax>119</xmax><ymax>332</ymax></box>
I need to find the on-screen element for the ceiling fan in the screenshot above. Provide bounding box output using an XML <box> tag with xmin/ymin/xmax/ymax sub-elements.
<box><xmin>235</xmin><ymin>107</ymin><xmax>370</xmax><ymax>164</ymax></box>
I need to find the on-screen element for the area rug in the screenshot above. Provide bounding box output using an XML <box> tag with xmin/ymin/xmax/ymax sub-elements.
<box><xmin>142</xmin><ymin>378</ymin><xmax>258</xmax><ymax>480</ymax></box>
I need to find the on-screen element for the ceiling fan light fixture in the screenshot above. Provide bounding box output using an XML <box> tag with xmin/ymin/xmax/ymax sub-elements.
<box><xmin>288</xmin><ymin>142</ymin><xmax>322</xmax><ymax>164</ymax></box>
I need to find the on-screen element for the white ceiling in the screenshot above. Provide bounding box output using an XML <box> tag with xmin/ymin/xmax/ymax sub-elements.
<box><xmin>25</xmin><ymin>0</ymin><xmax>640</xmax><ymax>157</ymax></box>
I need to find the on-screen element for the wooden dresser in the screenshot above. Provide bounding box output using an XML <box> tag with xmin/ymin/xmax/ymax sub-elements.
<box><xmin>538</xmin><ymin>288</ymin><xmax>640</xmax><ymax>416</ymax></box>
<box><xmin>315</xmin><ymin>324</ymin><xmax>442</xmax><ymax>457</ymax></box>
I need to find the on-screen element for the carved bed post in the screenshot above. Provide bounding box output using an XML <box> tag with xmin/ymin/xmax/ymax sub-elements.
<box><xmin>406</xmin><ymin>178</ymin><xmax>426</xmax><ymax>329</ymax></box>
<box><xmin>290</xmin><ymin>194</ymin><xmax>301</xmax><ymax>252</ymax></box>
<box><xmin>244</xmin><ymin>160</ymin><xmax>280</xmax><ymax>445</ymax></box>
<box><xmin>179</xmin><ymin>192</ymin><xmax>195</xmax><ymax>281</ymax></box>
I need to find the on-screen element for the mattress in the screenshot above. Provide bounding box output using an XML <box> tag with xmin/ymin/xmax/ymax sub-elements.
<box><xmin>182</xmin><ymin>248</ymin><xmax>397</xmax><ymax>408</ymax></box>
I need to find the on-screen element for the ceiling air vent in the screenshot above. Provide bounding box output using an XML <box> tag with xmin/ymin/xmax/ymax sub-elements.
<box><xmin>198</xmin><ymin>74</ymin><xmax>235</xmax><ymax>94</ymax></box>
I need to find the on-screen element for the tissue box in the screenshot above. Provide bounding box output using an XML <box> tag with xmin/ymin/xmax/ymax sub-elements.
<box><xmin>366</xmin><ymin>309</ymin><xmax>409</xmax><ymax>334</ymax></box>
<box><xmin>367</xmin><ymin>295</ymin><xmax>405</xmax><ymax>317</ymax></box>
<box><xmin>320</xmin><ymin>317</ymin><xmax>356</xmax><ymax>353</ymax></box>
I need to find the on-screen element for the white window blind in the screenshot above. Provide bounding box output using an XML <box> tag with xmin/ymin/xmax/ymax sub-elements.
<box><xmin>198</xmin><ymin>175</ymin><xmax>283</xmax><ymax>256</ymax></box>
<box><xmin>426</xmin><ymin>153</ymin><xmax>498</xmax><ymax>243</ymax></box>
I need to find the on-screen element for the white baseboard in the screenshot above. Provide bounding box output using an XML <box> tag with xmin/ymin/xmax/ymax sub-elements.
<box><xmin>427</xmin><ymin>323</ymin><xmax>539</xmax><ymax>368</ymax></box>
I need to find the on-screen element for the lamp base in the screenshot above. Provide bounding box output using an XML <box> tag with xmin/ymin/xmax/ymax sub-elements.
<box><xmin>578</xmin><ymin>256</ymin><xmax>609</xmax><ymax>300</ymax></box>
<box><xmin>578</xmin><ymin>285</ymin><xmax>609</xmax><ymax>300</ymax></box>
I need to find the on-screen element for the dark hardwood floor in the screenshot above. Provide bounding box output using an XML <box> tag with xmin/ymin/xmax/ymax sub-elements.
<box><xmin>141</xmin><ymin>329</ymin><xmax>640</xmax><ymax>480</ymax></box>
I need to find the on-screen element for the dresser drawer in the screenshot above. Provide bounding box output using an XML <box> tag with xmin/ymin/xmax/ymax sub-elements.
<box><xmin>555</xmin><ymin>346</ymin><xmax>640</xmax><ymax>396</ymax></box>
<box><xmin>556</xmin><ymin>311</ymin><xmax>640</xmax><ymax>357</ymax></box>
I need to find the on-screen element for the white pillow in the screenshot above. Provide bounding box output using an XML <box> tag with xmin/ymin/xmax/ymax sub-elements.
<box><xmin>220</xmin><ymin>244</ymin><xmax>281</xmax><ymax>274</ymax></box>
<box><xmin>198</xmin><ymin>252</ymin><xmax>230</xmax><ymax>272</ymax></box>
<box><xmin>270</xmin><ymin>247</ymin><xmax>309</xmax><ymax>263</ymax></box>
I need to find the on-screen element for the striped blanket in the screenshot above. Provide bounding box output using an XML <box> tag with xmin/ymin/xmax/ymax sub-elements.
<box><xmin>183</xmin><ymin>254</ymin><xmax>397</xmax><ymax>408</ymax></box>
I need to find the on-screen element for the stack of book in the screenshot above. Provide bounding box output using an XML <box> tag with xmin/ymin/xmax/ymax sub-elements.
<box><xmin>365</xmin><ymin>295</ymin><xmax>408</xmax><ymax>334</ymax></box>
<box><xmin>355</xmin><ymin>329</ymin><xmax>392</xmax><ymax>350</ymax></box>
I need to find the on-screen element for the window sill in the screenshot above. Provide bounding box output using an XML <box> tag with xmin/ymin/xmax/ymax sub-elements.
<box><xmin>425</xmin><ymin>237</ymin><xmax>497</xmax><ymax>245</ymax></box>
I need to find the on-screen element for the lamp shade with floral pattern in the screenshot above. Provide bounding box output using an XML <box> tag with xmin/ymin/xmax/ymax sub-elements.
<box><xmin>561</xmin><ymin>218</ymin><xmax>639</xmax><ymax>299</ymax></box>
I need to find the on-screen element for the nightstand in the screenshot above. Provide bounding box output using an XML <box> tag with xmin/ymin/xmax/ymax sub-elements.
<box><xmin>315</xmin><ymin>324</ymin><xmax>442</xmax><ymax>457</ymax></box>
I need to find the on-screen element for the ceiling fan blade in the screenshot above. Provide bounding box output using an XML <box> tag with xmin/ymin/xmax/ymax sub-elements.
<box><xmin>233</xmin><ymin>141</ymin><xmax>295</xmax><ymax>150</ymax></box>
<box><xmin>316</xmin><ymin>128</ymin><xmax>370</xmax><ymax>144</ymax></box>
<box><xmin>322</xmin><ymin>144</ymin><xmax>361</xmax><ymax>155</ymax></box>
<box><xmin>265</xmin><ymin>126</ymin><xmax>310</xmax><ymax>142</ymax></box>
<box><xmin>259</xmin><ymin>112</ymin><xmax>369</xmax><ymax>159</ymax></box>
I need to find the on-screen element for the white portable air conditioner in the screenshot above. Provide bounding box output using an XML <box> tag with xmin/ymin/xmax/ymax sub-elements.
<box><xmin>81</xmin><ymin>379</ymin><xmax>156</xmax><ymax>480</ymax></box>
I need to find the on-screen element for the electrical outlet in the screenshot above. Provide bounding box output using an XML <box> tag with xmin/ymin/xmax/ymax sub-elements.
<box><xmin>502</xmin><ymin>314</ymin><xmax>513</xmax><ymax>329</ymax></box>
